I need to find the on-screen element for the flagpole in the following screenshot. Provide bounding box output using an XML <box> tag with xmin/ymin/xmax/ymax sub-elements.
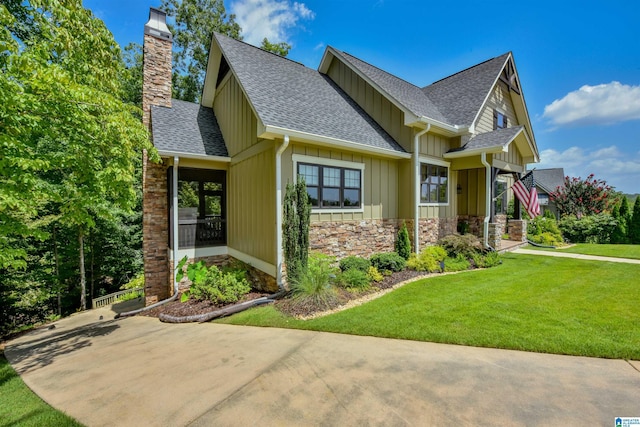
<box><xmin>493</xmin><ymin>168</ymin><xmax>536</xmax><ymax>201</ymax></box>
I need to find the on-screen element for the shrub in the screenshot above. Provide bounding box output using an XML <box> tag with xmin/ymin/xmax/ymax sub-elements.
<box><xmin>529</xmin><ymin>232</ymin><xmax>563</xmax><ymax>246</ymax></box>
<box><xmin>558</xmin><ymin>213</ymin><xmax>617</xmax><ymax>243</ymax></box>
<box><xmin>370</xmin><ymin>252</ymin><xmax>406</xmax><ymax>273</ymax></box>
<box><xmin>527</xmin><ymin>216</ymin><xmax>563</xmax><ymax>246</ymax></box>
<box><xmin>438</xmin><ymin>234</ymin><xmax>482</xmax><ymax>258</ymax></box>
<box><xmin>406</xmin><ymin>246</ymin><xmax>447</xmax><ymax>272</ymax></box>
<box><xmin>367</xmin><ymin>266</ymin><xmax>384</xmax><ymax>283</ymax></box>
<box><xmin>340</xmin><ymin>268</ymin><xmax>371</xmax><ymax>290</ymax></box>
<box><xmin>283</xmin><ymin>176</ymin><xmax>311</xmax><ymax>284</ymax></box>
<box><xmin>444</xmin><ymin>254</ymin><xmax>471</xmax><ymax>272</ymax></box>
<box><xmin>189</xmin><ymin>266</ymin><xmax>251</xmax><ymax>304</ymax></box>
<box><xmin>290</xmin><ymin>253</ymin><xmax>339</xmax><ymax>310</ymax></box>
<box><xmin>339</xmin><ymin>256</ymin><xmax>370</xmax><ymax>273</ymax></box>
<box><xmin>472</xmin><ymin>251</ymin><xmax>502</xmax><ymax>268</ymax></box>
<box><xmin>120</xmin><ymin>273</ymin><xmax>144</xmax><ymax>290</ymax></box>
<box><xmin>395</xmin><ymin>222</ymin><xmax>411</xmax><ymax>260</ymax></box>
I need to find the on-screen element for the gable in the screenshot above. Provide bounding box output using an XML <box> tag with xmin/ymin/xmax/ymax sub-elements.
<box><xmin>475</xmin><ymin>81</ymin><xmax>518</xmax><ymax>134</ymax></box>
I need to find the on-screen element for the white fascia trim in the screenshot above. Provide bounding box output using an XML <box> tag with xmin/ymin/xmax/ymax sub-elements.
<box><xmin>158</xmin><ymin>150</ymin><xmax>231</xmax><ymax>163</ymax></box>
<box><xmin>174</xmin><ymin>246</ymin><xmax>229</xmax><ymax>261</ymax></box>
<box><xmin>264</xmin><ymin>125</ymin><xmax>411</xmax><ymax>159</ymax></box>
<box><xmin>443</xmin><ymin>146</ymin><xmax>506</xmax><ymax>159</ymax></box>
<box><xmin>292</xmin><ymin>154</ymin><xmax>366</xmax><ymax>214</ymax></box>
<box><xmin>227</xmin><ymin>247</ymin><xmax>277</xmax><ymax>277</ymax></box>
<box><xmin>412</xmin><ymin>116</ymin><xmax>467</xmax><ymax>134</ymax></box>
<box><xmin>418</xmin><ymin>156</ymin><xmax>451</xmax><ymax>167</ymax></box>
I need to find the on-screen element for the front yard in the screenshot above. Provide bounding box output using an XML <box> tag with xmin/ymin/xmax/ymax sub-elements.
<box><xmin>218</xmin><ymin>253</ymin><xmax>640</xmax><ymax>360</ymax></box>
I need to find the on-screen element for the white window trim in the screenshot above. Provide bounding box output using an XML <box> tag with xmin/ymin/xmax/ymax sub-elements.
<box><xmin>292</xmin><ymin>154</ymin><xmax>365</xmax><ymax>213</ymax></box>
<box><xmin>418</xmin><ymin>156</ymin><xmax>450</xmax><ymax>207</ymax></box>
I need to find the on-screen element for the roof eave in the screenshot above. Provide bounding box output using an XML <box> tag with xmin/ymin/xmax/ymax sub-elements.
<box><xmin>263</xmin><ymin>125</ymin><xmax>411</xmax><ymax>159</ymax></box>
<box><xmin>443</xmin><ymin>145</ymin><xmax>507</xmax><ymax>159</ymax></box>
<box><xmin>408</xmin><ymin>116</ymin><xmax>469</xmax><ymax>135</ymax></box>
<box><xmin>157</xmin><ymin>150</ymin><xmax>231</xmax><ymax>162</ymax></box>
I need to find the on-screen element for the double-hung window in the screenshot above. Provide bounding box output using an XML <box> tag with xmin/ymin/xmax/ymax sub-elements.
<box><xmin>420</xmin><ymin>163</ymin><xmax>448</xmax><ymax>204</ymax></box>
<box><xmin>296</xmin><ymin>161</ymin><xmax>362</xmax><ymax>209</ymax></box>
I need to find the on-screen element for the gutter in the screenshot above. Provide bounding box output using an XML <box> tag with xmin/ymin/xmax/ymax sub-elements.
<box><xmin>413</xmin><ymin>125</ymin><xmax>431</xmax><ymax>254</ymax></box>
<box><xmin>275</xmin><ymin>135</ymin><xmax>290</xmax><ymax>290</ymax></box>
<box><xmin>157</xmin><ymin>150</ymin><xmax>231</xmax><ymax>163</ymax></box>
<box><xmin>480</xmin><ymin>152</ymin><xmax>492</xmax><ymax>250</ymax></box>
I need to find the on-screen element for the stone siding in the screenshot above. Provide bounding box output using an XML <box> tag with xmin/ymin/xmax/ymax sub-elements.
<box><xmin>508</xmin><ymin>219</ymin><xmax>527</xmax><ymax>242</ymax></box>
<box><xmin>143</xmin><ymin>151</ymin><xmax>170</xmax><ymax>305</ymax></box>
<box><xmin>488</xmin><ymin>222</ymin><xmax>504</xmax><ymax>250</ymax></box>
<box><xmin>142</xmin><ymin>33</ymin><xmax>172</xmax><ymax>129</ymax></box>
<box><xmin>310</xmin><ymin>218</ymin><xmax>457</xmax><ymax>259</ymax></box>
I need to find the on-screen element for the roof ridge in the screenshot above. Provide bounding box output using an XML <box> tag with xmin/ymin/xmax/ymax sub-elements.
<box><xmin>425</xmin><ymin>52</ymin><xmax>511</xmax><ymax>88</ymax></box>
<box><xmin>338</xmin><ymin>49</ymin><xmax>423</xmax><ymax>90</ymax></box>
<box><xmin>213</xmin><ymin>32</ymin><xmax>307</xmax><ymax>68</ymax></box>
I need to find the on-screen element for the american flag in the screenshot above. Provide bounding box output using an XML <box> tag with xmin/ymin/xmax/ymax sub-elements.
<box><xmin>512</xmin><ymin>171</ymin><xmax>540</xmax><ymax>218</ymax></box>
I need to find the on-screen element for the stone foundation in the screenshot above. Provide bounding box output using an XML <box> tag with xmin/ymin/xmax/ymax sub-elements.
<box><xmin>310</xmin><ymin>218</ymin><xmax>458</xmax><ymax>259</ymax></box>
<box><xmin>456</xmin><ymin>215</ymin><xmax>485</xmax><ymax>238</ymax></box>
<box><xmin>508</xmin><ymin>219</ymin><xmax>527</xmax><ymax>242</ymax></box>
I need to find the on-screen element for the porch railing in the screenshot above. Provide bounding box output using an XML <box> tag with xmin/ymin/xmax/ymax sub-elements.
<box><xmin>92</xmin><ymin>288</ymin><xmax>144</xmax><ymax>309</ymax></box>
<box><xmin>178</xmin><ymin>217</ymin><xmax>226</xmax><ymax>248</ymax></box>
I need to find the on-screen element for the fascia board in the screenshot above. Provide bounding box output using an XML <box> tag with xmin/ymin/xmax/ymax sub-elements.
<box><xmin>263</xmin><ymin>125</ymin><xmax>411</xmax><ymax>159</ymax></box>
<box><xmin>157</xmin><ymin>150</ymin><xmax>231</xmax><ymax>162</ymax></box>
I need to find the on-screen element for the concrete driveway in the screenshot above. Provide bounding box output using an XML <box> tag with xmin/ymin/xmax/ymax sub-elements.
<box><xmin>5</xmin><ymin>302</ymin><xmax>640</xmax><ymax>426</ymax></box>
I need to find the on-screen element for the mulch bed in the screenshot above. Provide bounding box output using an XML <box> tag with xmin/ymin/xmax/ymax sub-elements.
<box><xmin>142</xmin><ymin>270</ymin><xmax>427</xmax><ymax>320</ymax></box>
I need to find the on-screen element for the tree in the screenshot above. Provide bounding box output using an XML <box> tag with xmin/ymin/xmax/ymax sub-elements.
<box><xmin>395</xmin><ymin>222</ymin><xmax>411</xmax><ymax>260</ymax></box>
<box><xmin>120</xmin><ymin>42</ymin><xmax>144</xmax><ymax>109</ymax></box>
<box><xmin>160</xmin><ymin>0</ymin><xmax>242</xmax><ymax>102</ymax></box>
<box><xmin>550</xmin><ymin>174</ymin><xmax>614</xmax><ymax>218</ymax></box>
<box><xmin>282</xmin><ymin>178</ymin><xmax>311</xmax><ymax>285</ymax></box>
<box><xmin>629</xmin><ymin>197</ymin><xmax>640</xmax><ymax>244</ymax></box>
<box><xmin>1</xmin><ymin>1</ymin><xmax>155</xmax><ymax>310</ymax></box>
<box><xmin>261</xmin><ymin>38</ymin><xmax>291</xmax><ymax>56</ymax></box>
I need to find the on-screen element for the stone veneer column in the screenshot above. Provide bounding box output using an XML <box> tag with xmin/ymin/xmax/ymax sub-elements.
<box><xmin>488</xmin><ymin>223</ymin><xmax>503</xmax><ymax>250</ymax></box>
<box><xmin>142</xmin><ymin>8</ymin><xmax>173</xmax><ymax>304</ymax></box>
<box><xmin>508</xmin><ymin>219</ymin><xmax>527</xmax><ymax>242</ymax></box>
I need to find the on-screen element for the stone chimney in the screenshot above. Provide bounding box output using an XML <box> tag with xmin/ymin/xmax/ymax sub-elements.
<box><xmin>142</xmin><ymin>7</ymin><xmax>172</xmax><ymax>129</ymax></box>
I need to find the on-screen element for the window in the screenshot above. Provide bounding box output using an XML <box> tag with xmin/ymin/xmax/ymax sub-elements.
<box><xmin>420</xmin><ymin>163</ymin><xmax>448</xmax><ymax>204</ymax></box>
<box><xmin>494</xmin><ymin>109</ymin><xmax>508</xmax><ymax>129</ymax></box>
<box><xmin>494</xmin><ymin>178</ymin><xmax>508</xmax><ymax>214</ymax></box>
<box><xmin>297</xmin><ymin>162</ymin><xmax>361</xmax><ymax>209</ymax></box>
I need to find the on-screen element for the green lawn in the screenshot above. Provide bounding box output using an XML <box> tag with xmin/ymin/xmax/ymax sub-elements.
<box><xmin>0</xmin><ymin>353</ymin><xmax>82</xmax><ymax>427</ymax></box>
<box><xmin>528</xmin><ymin>243</ymin><xmax>640</xmax><ymax>260</ymax></box>
<box><xmin>218</xmin><ymin>254</ymin><xmax>640</xmax><ymax>359</ymax></box>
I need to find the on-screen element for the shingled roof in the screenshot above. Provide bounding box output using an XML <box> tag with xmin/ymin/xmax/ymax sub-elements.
<box><xmin>334</xmin><ymin>50</ymin><xmax>449</xmax><ymax>123</ymax></box>
<box><xmin>151</xmin><ymin>100</ymin><xmax>228</xmax><ymax>157</ymax></box>
<box><xmin>422</xmin><ymin>53</ymin><xmax>511</xmax><ymax>126</ymax></box>
<box><xmin>214</xmin><ymin>33</ymin><xmax>405</xmax><ymax>154</ymax></box>
<box><xmin>532</xmin><ymin>168</ymin><xmax>565</xmax><ymax>194</ymax></box>
<box><xmin>446</xmin><ymin>126</ymin><xmax>524</xmax><ymax>156</ymax></box>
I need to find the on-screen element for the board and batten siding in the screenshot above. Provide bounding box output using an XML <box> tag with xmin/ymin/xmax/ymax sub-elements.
<box><xmin>492</xmin><ymin>143</ymin><xmax>524</xmax><ymax>168</ymax></box>
<box><xmin>282</xmin><ymin>143</ymin><xmax>399</xmax><ymax>222</ymax></box>
<box><xmin>228</xmin><ymin>147</ymin><xmax>276</xmax><ymax>266</ymax></box>
<box><xmin>457</xmin><ymin>168</ymin><xmax>487</xmax><ymax>217</ymax></box>
<box><xmin>213</xmin><ymin>74</ymin><xmax>259</xmax><ymax>157</ymax></box>
<box><xmin>325</xmin><ymin>59</ymin><xmax>413</xmax><ymax>152</ymax></box>
<box><xmin>418</xmin><ymin>132</ymin><xmax>457</xmax><ymax>219</ymax></box>
<box><xmin>475</xmin><ymin>82</ymin><xmax>518</xmax><ymax>135</ymax></box>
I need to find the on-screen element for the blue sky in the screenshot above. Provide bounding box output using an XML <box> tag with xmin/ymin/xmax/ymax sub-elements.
<box><xmin>85</xmin><ymin>0</ymin><xmax>640</xmax><ymax>194</ymax></box>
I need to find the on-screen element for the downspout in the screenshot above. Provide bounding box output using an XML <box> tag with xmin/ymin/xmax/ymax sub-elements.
<box><xmin>172</xmin><ymin>156</ymin><xmax>180</xmax><ymax>294</ymax></box>
<box><xmin>275</xmin><ymin>135</ymin><xmax>290</xmax><ymax>290</ymax></box>
<box><xmin>480</xmin><ymin>152</ymin><xmax>492</xmax><ymax>249</ymax></box>
<box><xmin>413</xmin><ymin>125</ymin><xmax>430</xmax><ymax>254</ymax></box>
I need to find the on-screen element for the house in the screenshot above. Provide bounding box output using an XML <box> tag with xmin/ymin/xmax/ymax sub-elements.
<box><xmin>532</xmin><ymin>168</ymin><xmax>565</xmax><ymax>219</ymax></box>
<box><xmin>141</xmin><ymin>8</ymin><xmax>539</xmax><ymax>304</ymax></box>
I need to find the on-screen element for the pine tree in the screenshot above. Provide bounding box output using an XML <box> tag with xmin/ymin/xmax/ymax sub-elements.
<box><xmin>395</xmin><ymin>222</ymin><xmax>411</xmax><ymax>259</ymax></box>
<box><xmin>282</xmin><ymin>177</ymin><xmax>310</xmax><ymax>285</ymax></box>
<box><xmin>628</xmin><ymin>198</ymin><xmax>640</xmax><ymax>244</ymax></box>
<box><xmin>611</xmin><ymin>204</ymin><xmax>627</xmax><ymax>244</ymax></box>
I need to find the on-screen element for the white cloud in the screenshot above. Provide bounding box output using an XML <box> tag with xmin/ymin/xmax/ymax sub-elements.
<box><xmin>543</xmin><ymin>82</ymin><xmax>640</xmax><ymax>127</ymax></box>
<box><xmin>537</xmin><ymin>145</ymin><xmax>640</xmax><ymax>193</ymax></box>
<box><xmin>230</xmin><ymin>0</ymin><xmax>315</xmax><ymax>46</ymax></box>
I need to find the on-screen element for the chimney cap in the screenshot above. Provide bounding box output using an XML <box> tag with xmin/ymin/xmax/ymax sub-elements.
<box><xmin>144</xmin><ymin>7</ymin><xmax>172</xmax><ymax>41</ymax></box>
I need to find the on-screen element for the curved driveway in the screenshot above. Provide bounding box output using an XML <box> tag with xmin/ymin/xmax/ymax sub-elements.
<box><xmin>6</xmin><ymin>300</ymin><xmax>640</xmax><ymax>426</ymax></box>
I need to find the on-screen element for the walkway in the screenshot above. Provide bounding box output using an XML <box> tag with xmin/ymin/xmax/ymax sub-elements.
<box><xmin>5</xmin><ymin>303</ymin><xmax>640</xmax><ymax>426</ymax></box>
<box><xmin>513</xmin><ymin>248</ymin><xmax>640</xmax><ymax>264</ymax></box>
